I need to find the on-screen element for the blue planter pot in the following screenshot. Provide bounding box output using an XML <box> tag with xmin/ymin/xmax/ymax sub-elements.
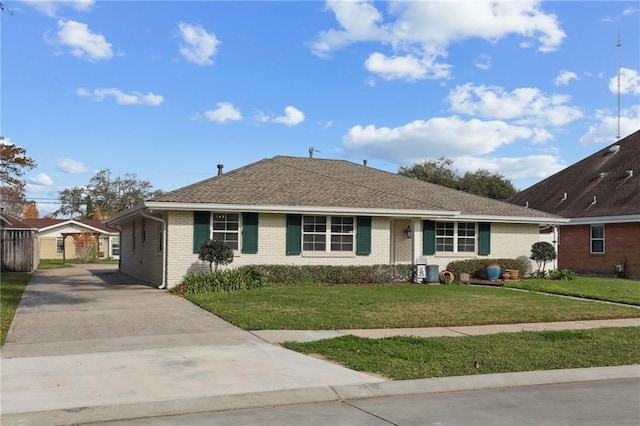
<box><xmin>485</xmin><ymin>265</ymin><xmax>501</xmax><ymax>280</ymax></box>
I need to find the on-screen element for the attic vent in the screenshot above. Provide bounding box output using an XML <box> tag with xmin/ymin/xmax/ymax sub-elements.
<box><xmin>608</xmin><ymin>145</ymin><xmax>621</xmax><ymax>155</ymax></box>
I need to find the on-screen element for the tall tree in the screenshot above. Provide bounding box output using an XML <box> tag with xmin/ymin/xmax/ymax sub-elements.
<box><xmin>0</xmin><ymin>137</ymin><xmax>37</xmax><ymax>215</ymax></box>
<box><xmin>398</xmin><ymin>157</ymin><xmax>517</xmax><ymax>200</ymax></box>
<box><xmin>457</xmin><ymin>169</ymin><xmax>517</xmax><ymax>200</ymax></box>
<box><xmin>57</xmin><ymin>169</ymin><xmax>162</xmax><ymax>219</ymax></box>
<box><xmin>23</xmin><ymin>201</ymin><xmax>39</xmax><ymax>219</ymax></box>
<box><xmin>397</xmin><ymin>157</ymin><xmax>458</xmax><ymax>188</ymax></box>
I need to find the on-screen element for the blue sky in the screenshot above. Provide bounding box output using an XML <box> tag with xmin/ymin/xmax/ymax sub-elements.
<box><xmin>2</xmin><ymin>0</ymin><xmax>639</xmax><ymax>217</ymax></box>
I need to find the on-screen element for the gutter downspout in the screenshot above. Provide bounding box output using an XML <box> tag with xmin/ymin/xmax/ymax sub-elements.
<box><xmin>141</xmin><ymin>210</ymin><xmax>168</xmax><ymax>289</ymax></box>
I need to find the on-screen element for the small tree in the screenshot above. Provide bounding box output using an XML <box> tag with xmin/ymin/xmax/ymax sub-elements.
<box><xmin>198</xmin><ymin>239</ymin><xmax>234</xmax><ymax>271</ymax></box>
<box><xmin>530</xmin><ymin>242</ymin><xmax>556</xmax><ymax>273</ymax></box>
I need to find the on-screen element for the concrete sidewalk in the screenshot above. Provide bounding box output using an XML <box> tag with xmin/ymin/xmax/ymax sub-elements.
<box><xmin>1</xmin><ymin>265</ymin><xmax>639</xmax><ymax>425</ymax></box>
<box><xmin>250</xmin><ymin>317</ymin><xmax>640</xmax><ymax>343</ymax></box>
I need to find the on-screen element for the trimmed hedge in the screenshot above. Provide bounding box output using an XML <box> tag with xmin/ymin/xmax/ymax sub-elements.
<box><xmin>446</xmin><ymin>258</ymin><xmax>528</xmax><ymax>279</ymax></box>
<box><xmin>238</xmin><ymin>264</ymin><xmax>415</xmax><ymax>286</ymax></box>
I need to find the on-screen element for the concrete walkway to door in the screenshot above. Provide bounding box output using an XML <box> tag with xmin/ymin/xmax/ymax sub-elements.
<box><xmin>0</xmin><ymin>264</ymin><xmax>383</xmax><ymax>425</ymax></box>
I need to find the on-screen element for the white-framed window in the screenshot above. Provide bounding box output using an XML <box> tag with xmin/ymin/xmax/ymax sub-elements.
<box><xmin>112</xmin><ymin>237</ymin><xmax>120</xmax><ymax>257</ymax></box>
<box><xmin>212</xmin><ymin>213</ymin><xmax>239</xmax><ymax>250</ymax></box>
<box><xmin>436</xmin><ymin>222</ymin><xmax>476</xmax><ymax>253</ymax></box>
<box><xmin>56</xmin><ymin>237</ymin><xmax>64</xmax><ymax>254</ymax></box>
<box><xmin>303</xmin><ymin>216</ymin><xmax>354</xmax><ymax>252</ymax></box>
<box><xmin>591</xmin><ymin>225</ymin><xmax>604</xmax><ymax>254</ymax></box>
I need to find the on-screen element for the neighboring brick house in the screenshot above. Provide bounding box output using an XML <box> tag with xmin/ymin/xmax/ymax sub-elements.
<box><xmin>509</xmin><ymin>129</ymin><xmax>640</xmax><ymax>279</ymax></box>
<box><xmin>105</xmin><ymin>156</ymin><xmax>562</xmax><ymax>288</ymax></box>
<box><xmin>22</xmin><ymin>218</ymin><xmax>120</xmax><ymax>262</ymax></box>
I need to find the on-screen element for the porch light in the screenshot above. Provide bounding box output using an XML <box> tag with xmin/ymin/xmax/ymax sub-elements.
<box><xmin>404</xmin><ymin>225</ymin><xmax>412</xmax><ymax>239</ymax></box>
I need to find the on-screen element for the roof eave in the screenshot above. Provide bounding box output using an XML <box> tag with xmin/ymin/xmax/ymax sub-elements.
<box><xmin>455</xmin><ymin>214</ymin><xmax>569</xmax><ymax>225</ymax></box>
<box><xmin>565</xmin><ymin>214</ymin><xmax>640</xmax><ymax>225</ymax></box>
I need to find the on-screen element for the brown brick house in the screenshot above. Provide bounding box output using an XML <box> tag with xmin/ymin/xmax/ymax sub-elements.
<box><xmin>509</xmin><ymin>129</ymin><xmax>640</xmax><ymax>279</ymax></box>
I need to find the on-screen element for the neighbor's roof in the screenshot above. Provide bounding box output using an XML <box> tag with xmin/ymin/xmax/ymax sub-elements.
<box><xmin>508</xmin><ymin>129</ymin><xmax>640</xmax><ymax>220</ymax></box>
<box><xmin>146</xmin><ymin>156</ymin><xmax>560</xmax><ymax>222</ymax></box>
<box><xmin>0</xmin><ymin>212</ymin><xmax>36</xmax><ymax>230</ymax></box>
<box><xmin>22</xmin><ymin>218</ymin><xmax>119</xmax><ymax>234</ymax></box>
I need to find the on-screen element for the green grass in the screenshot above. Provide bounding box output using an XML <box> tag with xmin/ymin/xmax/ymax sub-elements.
<box><xmin>284</xmin><ymin>327</ymin><xmax>640</xmax><ymax>380</ymax></box>
<box><xmin>38</xmin><ymin>258</ymin><xmax>119</xmax><ymax>270</ymax></box>
<box><xmin>1</xmin><ymin>272</ymin><xmax>31</xmax><ymax>345</ymax></box>
<box><xmin>185</xmin><ymin>284</ymin><xmax>640</xmax><ymax>330</ymax></box>
<box><xmin>506</xmin><ymin>277</ymin><xmax>640</xmax><ymax>305</ymax></box>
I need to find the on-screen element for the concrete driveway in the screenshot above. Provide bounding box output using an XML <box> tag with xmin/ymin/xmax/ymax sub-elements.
<box><xmin>1</xmin><ymin>264</ymin><xmax>382</xmax><ymax>425</ymax></box>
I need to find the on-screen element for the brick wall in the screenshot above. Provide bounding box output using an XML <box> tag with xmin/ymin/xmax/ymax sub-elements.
<box><xmin>559</xmin><ymin>223</ymin><xmax>640</xmax><ymax>279</ymax></box>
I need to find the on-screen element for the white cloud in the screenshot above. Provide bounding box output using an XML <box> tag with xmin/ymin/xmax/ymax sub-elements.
<box><xmin>52</xmin><ymin>20</ymin><xmax>113</xmax><ymax>62</ymax></box>
<box><xmin>178</xmin><ymin>22</ymin><xmax>220</xmax><ymax>66</ymax></box>
<box><xmin>57</xmin><ymin>158</ymin><xmax>88</xmax><ymax>174</ymax></box>
<box><xmin>609</xmin><ymin>67</ymin><xmax>640</xmax><ymax>95</ymax></box>
<box><xmin>202</xmin><ymin>102</ymin><xmax>243</xmax><ymax>123</ymax></box>
<box><xmin>474</xmin><ymin>54</ymin><xmax>492</xmax><ymax>70</ymax></box>
<box><xmin>555</xmin><ymin>70</ymin><xmax>578</xmax><ymax>86</ymax></box>
<box><xmin>455</xmin><ymin>155</ymin><xmax>565</xmax><ymax>182</ymax></box>
<box><xmin>447</xmin><ymin>83</ymin><xmax>583</xmax><ymax>127</ymax></box>
<box><xmin>29</xmin><ymin>173</ymin><xmax>54</xmax><ymax>186</ymax></box>
<box><xmin>313</xmin><ymin>0</ymin><xmax>565</xmax><ymax>81</ymax></box>
<box><xmin>364</xmin><ymin>52</ymin><xmax>451</xmax><ymax>81</ymax></box>
<box><xmin>273</xmin><ymin>106</ymin><xmax>305</xmax><ymax>126</ymax></box>
<box><xmin>579</xmin><ymin>105</ymin><xmax>640</xmax><ymax>145</ymax></box>
<box><xmin>254</xmin><ymin>106</ymin><xmax>305</xmax><ymax>126</ymax></box>
<box><xmin>25</xmin><ymin>0</ymin><xmax>94</xmax><ymax>17</ymax></box>
<box><xmin>77</xmin><ymin>87</ymin><xmax>164</xmax><ymax>106</ymax></box>
<box><xmin>343</xmin><ymin>116</ymin><xmax>533</xmax><ymax>163</ymax></box>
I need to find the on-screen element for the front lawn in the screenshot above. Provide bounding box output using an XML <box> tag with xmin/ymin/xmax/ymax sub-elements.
<box><xmin>185</xmin><ymin>284</ymin><xmax>640</xmax><ymax>330</ymax></box>
<box><xmin>38</xmin><ymin>258</ymin><xmax>119</xmax><ymax>270</ymax></box>
<box><xmin>284</xmin><ymin>327</ymin><xmax>640</xmax><ymax>380</ymax></box>
<box><xmin>506</xmin><ymin>277</ymin><xmax>640</xmax><ymax>305</ymax></box>
<box><xmin>1</xmin><ymin>272</ymin><xmax>31</xmax><ymax>345</ymax></box>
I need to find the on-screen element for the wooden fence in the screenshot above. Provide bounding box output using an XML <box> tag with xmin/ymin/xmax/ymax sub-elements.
<box><xmin>1</xmin><ymin>229</ymin><xmax>35</xmax><ymax>272</ymax></box>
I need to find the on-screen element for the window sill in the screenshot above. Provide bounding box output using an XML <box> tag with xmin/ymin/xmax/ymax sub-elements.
<box><xmin>302</xmin><ymin>252</ymin><xmax>355</xmax><ymax>258</ymax></box>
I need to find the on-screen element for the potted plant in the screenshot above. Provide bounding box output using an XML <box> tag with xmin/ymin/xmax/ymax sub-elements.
<box><xmin>484</xmin><ymin>262</ymin><xmax>501</xmax><ymax>280</ymax></box>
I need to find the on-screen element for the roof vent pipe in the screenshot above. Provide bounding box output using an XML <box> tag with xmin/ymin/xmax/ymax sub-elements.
<box><xmin>217</xmin><ymin>164</ymin><xmax>224</xmax><ymax>176</ymax></box>
<box><xmin>626</xmin><ymin>170</ymin><xmax>634</xmax><ymax>177</ymax></box>
<box><xmin>591</xmin><ymin>196</ymin><xmax>597</xmax><ymax>205</ymax></box>
<box><xmin>525</xmin><ymin>201</ymin><xmax>529</xmax><ymax>208</ymax></box>
<box><xmin>363</xmin><ymin>159</ymin><xmax>368</xmax><ymax>166</ymax></box>
<box><xmin>561</xmin><ymin>192</ymin><xmax>567</xmax><ymax>201</ymax></box>
<box><xmin>608</xmin><ymin>144</ymin><xmax>621</xmax><ymax>154</ymax></box>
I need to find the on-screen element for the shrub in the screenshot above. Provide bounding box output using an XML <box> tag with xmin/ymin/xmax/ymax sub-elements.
<box><xmin>530</xmin><ymin>242</ymin><xmax>556</xmax><ymax>273</ymax></box>
<box><xmin>182</xmin><ymin>268</ymin><xmax>264</xmax><ymax>294</ymax></box>
<box><xmin>549</xmin><ymin>269</ymin><xmax>576</xmax><ymax>281</ymax></box>
<box><xmin>446</xmin><ymin>258</ymin><xmax>528</xmax><ymax>279</ymax></box>
<box><xmin>198</xmin><ymin>239</ymin><xmax>234</xmax><ymax>271</ymax></box>
<box><xmin>238</xmin><ymin>264</ymin><xmax>415</xmax><ymax>286</ymax></box>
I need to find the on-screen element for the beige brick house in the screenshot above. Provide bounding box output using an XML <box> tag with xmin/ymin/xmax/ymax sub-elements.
<box><xmin>106</xmin><ymin>156</ymin><xmax>563</xmax><ymax>288</ymax></box>
<box><xmin>23</xmin><ymin>218</ymin><xmax>120</xmax><ymax>262</ymax></box>
<box><xmin>509</xmin><ymin>129</ymin><xmax>640</xmax><ymax>279</ymax></box>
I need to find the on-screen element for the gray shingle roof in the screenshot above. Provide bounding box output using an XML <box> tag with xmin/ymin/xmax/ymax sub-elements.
<box><xmin>508</xmin><ymin>129</ymin><xmax>640</xmax><ymax>218</ymax></box>
<box><xmin>152</xmin><ymin>156</ymin><xmax>558</xmax><ymax>220</ymax></box>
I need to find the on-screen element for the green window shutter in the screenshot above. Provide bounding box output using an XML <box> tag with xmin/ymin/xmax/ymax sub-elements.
<box><xmin>193</xmin><ymin>211</ymin><xmax>210</xmax><ymax>253</ymax></box>
<box><xmin>356</xmin><ymin>216</ymin><xmax>372</xmax><ymax>255</ymax></box>
<box><xmin>478</xmin><ymin>222</ymin><xmax>491</xmax><ymax>255</ymax></box>
<box><xmin>242</xmin><ymin>212</ymin><xmax>259</xmax><ymax>254</ymax></box>
<box><xmin>423</xmin><ymin>220</ymin><xmax>436</xmax><ymax>255</ymax></box>
<box><xmin>286</xmin><ymin>214</ymin><xmax>302</xmax><ymax>255</ymax></box>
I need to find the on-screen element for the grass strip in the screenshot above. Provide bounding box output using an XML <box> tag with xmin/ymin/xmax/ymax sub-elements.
<box><xmin>1</xmin><ymin>272</ymin><xmax>31</xmax><ymax>345</ymax></box>
<box><xmin>185</xmin><ymin>285</ymin><xmax>640</xmax><ymax>330</ymax></box>
<box><xmin>284</xmin><ymin>327</ymin><xmax>640</xmax><ymax>380</ymax></box>
<box><xmin>506</xmin><ymin>277</ymin><xmax>640</xmax><ymax>305</ymax></box>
